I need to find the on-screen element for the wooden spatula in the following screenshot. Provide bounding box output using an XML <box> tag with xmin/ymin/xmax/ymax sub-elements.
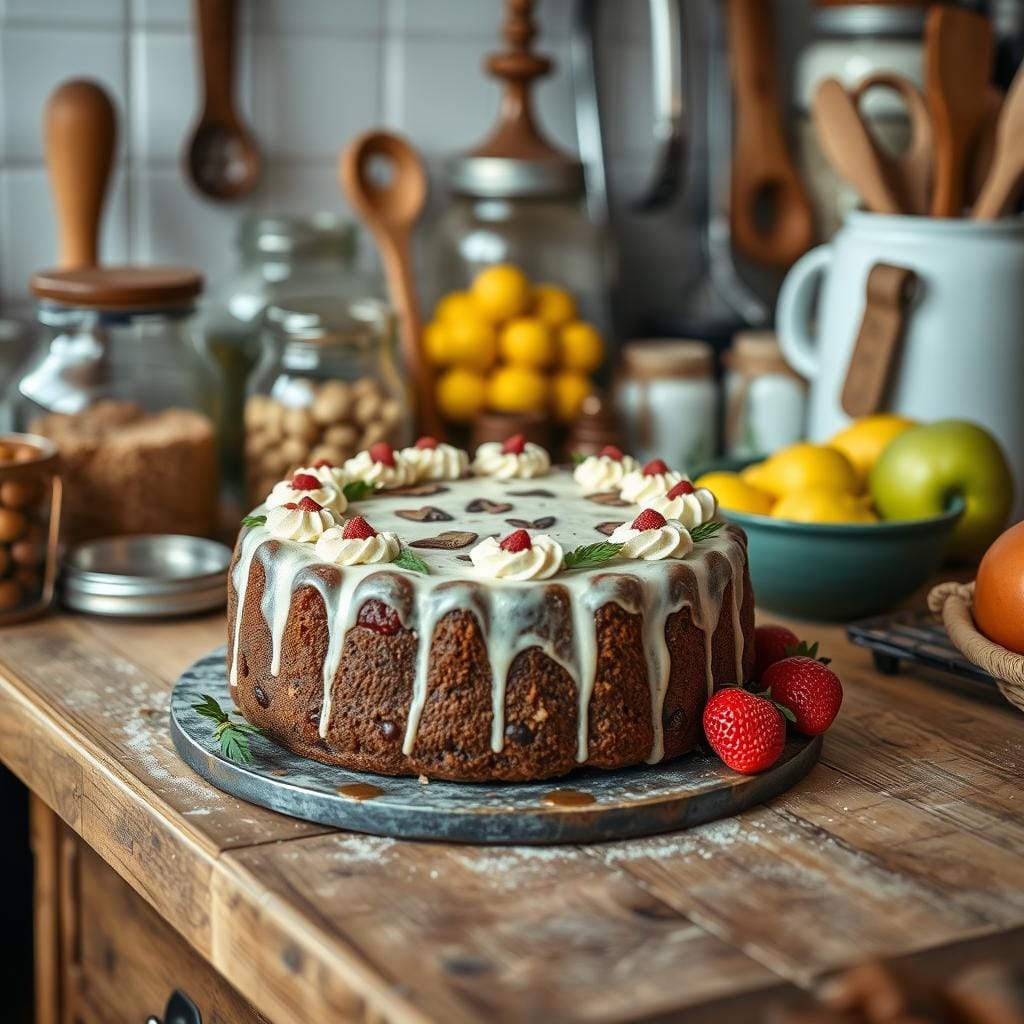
<box><xmin>811</xmin><ymin>78</ymin><xmax>905</xmax><ymax>215</ymax></box>
<box><xmin>973</xmin><ymin>68</ymin><xmax>1024</xmax><ymax>219</ymax></box>
<box><xmin>925</xmin><ymin>5</ymin><xmax>994</xmax><ymax>217</ymax></box>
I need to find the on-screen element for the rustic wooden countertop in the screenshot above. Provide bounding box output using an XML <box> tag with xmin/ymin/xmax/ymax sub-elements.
<box><xmin>0</xmin><ymin>608</ymin><xmax>1022</xmax><ymax>1023</ymax></box>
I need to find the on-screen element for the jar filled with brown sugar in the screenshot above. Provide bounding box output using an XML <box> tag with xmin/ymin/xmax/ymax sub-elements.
<box><xmin>0</xmin><ymin>434</ymin><xmax>62</xmax><ymax>624</ymax></box>
<box><xmin>245</xmin><ymin>296</ymin><xmax>409</xmax><ymax>505</ymax></box>
<box><xmin>14</xmin><ymin>266</ymin><xmax>220</xmax><ymax>544</ymax></box>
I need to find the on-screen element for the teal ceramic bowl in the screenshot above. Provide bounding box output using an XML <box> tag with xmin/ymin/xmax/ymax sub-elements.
<box><xmin>725</xmin><ymin>503</ymin><xmax>963</xmax><ymax>622</ymax></box>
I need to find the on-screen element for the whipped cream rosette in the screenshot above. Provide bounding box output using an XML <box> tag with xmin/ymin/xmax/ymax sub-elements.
<box><xmin>344</xmin><ymin>441</ymin><xmax>415</xmax><ymax>489</ymax></box>
<box><xmin>469</xmin><ymin>529</ymin><xmax>563</xmax><ymax>580</ymax></box>
<box><xmin>315</xmin><ymin>515</ymin><xmax>402</xmax><ymax>566</ymax></box>
<box><xmin>401</xmin><ymin>436</ymin><xmax>469</xmax><ymax>482</ymax></box>
<box><xmin>610</xmin><ymin>508</ymin><xmax>693</xmax><ymax>561</ymax></box>
<box><xmin>645</xmin><ymin>479</ymin><xmax>717</xmax><ymax>529</ymax></box>
<box><xmin>472</xmin><ymin>434</ymin><xmax>550</xmax><ymax>480</ymax></box>
<box><xmin>619</xmin><ymin>458</ymin><xmax>684</xmax><ymax>505</ymax></box>
<box><xmin>265</xmin><ymin>497</ymin><xmax>337</xmax><ymax>542</ymax></box>
<box><xmin>573</xmin><ymin>445</ymin><xmax>640</xmax><ymax>492</ymax></box>
<box><xmin>266</xmin><ymin>471</ymin><xmax>347</xmax><ymax>515</ymax></box>
<box><xmin>294</xmin><ymin>460</ymin><xmax>348</xmax><ymax>490</ymax></box>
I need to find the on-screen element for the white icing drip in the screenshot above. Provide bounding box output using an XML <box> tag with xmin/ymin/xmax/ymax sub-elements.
<box><xmin>228</xmin><ymin>472</ymin><xmax>749</xmax><ymax>764</ymax></box>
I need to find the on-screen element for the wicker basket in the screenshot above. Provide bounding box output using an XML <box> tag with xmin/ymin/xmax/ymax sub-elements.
<box><xmin>928</xmin><ymin>581</ymin><xmax>1024</xmax><ymax>714</ymax></box>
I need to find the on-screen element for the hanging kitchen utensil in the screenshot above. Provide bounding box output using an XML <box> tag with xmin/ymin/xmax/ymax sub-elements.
<box><xmin>726</xmin><ymin>0</ymin><xmax>815</xmax><ymax>269</ymax></box>
<box><xmin>850</xmin><ymin>72</ymin><xmax>934</xmax><ymax>216</ymax></box>
<box><xmin>973</xmin><ymin>65</ymin><xmax>1024</xmax><ymax>219</ymax></box>
<box><xmin>841</xmin><ymin>263</ymin><xmax>917</xmax><ymax>419</ymax></box>
<box><xmin>339</xmin><ymin>131</ymin><xmax>442</xmax><ymax>440</ymax></box>
<box><xmin>185</xmin><ymin>0</ymin><xmax>260</xmax><ymax>201</ymax></box>
<box><xmin>812</xmin><ymin>78</ymin><xmax>906</xmax><ymax>215</ymax></box>
<box><xmin>44</xmin><ymin>79</ymin><xmax>116</xmax><ymax>269</ymax></box>
<box><xmin>925</xmin><ymin>5</ymin><xmax>994</xmax><ymax>217</ymax></box>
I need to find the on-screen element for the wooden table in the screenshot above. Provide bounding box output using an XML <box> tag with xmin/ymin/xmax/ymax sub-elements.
<box><xmin>0</xmin><ymin>608</ymin><xmax>1022</xmax><ymax>1024</ymax></box>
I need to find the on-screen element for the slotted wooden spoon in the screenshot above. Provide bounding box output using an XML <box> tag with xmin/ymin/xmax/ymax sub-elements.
<box><xmin>925</xmin><ymin>5</ymin><xmax>994</xmax><ymax>217</ymax></box>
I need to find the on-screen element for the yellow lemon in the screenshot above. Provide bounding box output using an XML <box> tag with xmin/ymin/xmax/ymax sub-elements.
<box><xmin>434</xmin><ymin>291</ymin><xmax>476</xmax><ymax>323</ymax></box>
<box><xmin>771</xmin><ymin>488</ymin><xmax>879</xmax><ymax>525</ymax></box>
<box><xmin>437</xmin><ymin>367</ymin><xmax>487</xmax><ymax>423</ymax></box>
<box><xmin>423</xmin><ymin>321</ymin><xmax>450</xmax><ymax>367</ymax></box>
<box><xmin>558</xmin><ymin>320</ymin><xmax>604</xmax><ymax>373</ymax></box>
<box><xmin>693</xmin><ymin>472</ymin><xmax>774</xmax><ymax>516</ymax></box>
<box><xmin>552</xmin><ymin>371</ymin><xmax>594</xmax><ymax>423</ymax></box>
<box><xmin>532</xmin><ymin>284</ymin><xmax>577</xmax><ymax>328</ymax></box>
<box><xmin>829</xmin><ymin>414</ymin><xmax>918</xmax><ymax>486</ymax></box>
<box><xmin>499</xmin><ymin>316</ymin><xmax>555</xmax><ymax>368</ymax></box>
<box><xmin>488</xmin><ymin>365</ymin><xmax>549</xmax><ymax>414</ymax></box>
<box><xmin>470</xmin><ymin>264</ymin><xmax>531</xmax><ymax>322</ymax></box>
<box><xmin>744</xmin><ymin>443</ymin><xmax>861</xmax><ymax>498</ymax></box>
<box><xmin>445</xmin><ymin>318</ymin><xmax>497</xmax><ymax>371</ymax></box>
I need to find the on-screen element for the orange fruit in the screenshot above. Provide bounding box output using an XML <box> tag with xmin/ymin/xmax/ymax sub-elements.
<box><xmin>973</xmin><ymin>520</ymin><xmax>1024</xmax><ymax>654</ymax></box>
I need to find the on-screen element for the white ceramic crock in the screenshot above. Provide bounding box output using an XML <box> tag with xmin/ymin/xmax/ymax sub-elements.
<box><xmin>777</xmin><ymin>211</ymin><xmax>1024</xmax><ymax>503</ymax></box>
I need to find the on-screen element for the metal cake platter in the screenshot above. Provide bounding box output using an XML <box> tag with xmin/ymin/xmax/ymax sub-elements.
<box><xmin>171</xmin><ymin>647</ymin><xmax>822</xmax><ymax>845</ymax></box>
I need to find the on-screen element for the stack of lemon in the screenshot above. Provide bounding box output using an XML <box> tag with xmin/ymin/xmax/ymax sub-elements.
<box><xmin>695</xmin><ymin>415</ymin><xmax>917</xmax><ymax>524</ymax></box>
<box><xmin>424</xmin><ymin>264</ymin><xmax>605</xmax><ymax>424</ymax></box>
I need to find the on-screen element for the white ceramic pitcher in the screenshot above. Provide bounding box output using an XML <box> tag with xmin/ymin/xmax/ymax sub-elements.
<box><xmin>776</xmin><ymin>211</ymin><xmax>1024</xmax><ymax>499</ymax></box>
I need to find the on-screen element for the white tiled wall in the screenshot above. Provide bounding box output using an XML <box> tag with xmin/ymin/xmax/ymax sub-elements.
<box><xmin>0</xmin><ymin>0</ymin><xmax>657</xmax><ymax>308</ymax></box>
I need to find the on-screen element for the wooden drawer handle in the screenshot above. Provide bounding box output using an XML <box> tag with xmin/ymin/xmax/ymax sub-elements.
<box><xmin>146</xmin><ymin>989</ymin><xmax>203</xmax><ymax>1024</ymax></box>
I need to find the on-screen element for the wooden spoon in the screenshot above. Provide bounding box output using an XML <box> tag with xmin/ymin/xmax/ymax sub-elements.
<box><xmin>811</xmin><ymin>78</ymin><xmax>905</xmax><ymax>215</ymax></box>
<box><xmin>850</xmin><ymin>72</ymin><xmax>933</xmax><ymax>216</ymax></box>
<box><xmin>185</xmin><ymin>0</ymin><xmax>260</xmax><ymax>201</ymax></box>
<box><xmin>44</xmin><ymin>79</ymin><xmax>116</xmax><ymax>269</ymax></box>
<box><xmin>726</xmin><ymin>0</ymin><xmax>815</xmax><ymax>268</ymax></box>
<box><xmin>339</xmin><ymin>131</ymin><xmax>443</xmax><ymax>439</ymax></box>
<box><xmin>973</xmin><ymin>71</ymin><xmax>1024</xmax><ymax>219</ymax></box>
<box><xmin>925</xmin><ymin>5</ymin><xmax>993</xmax><ymax>217</ymax></box>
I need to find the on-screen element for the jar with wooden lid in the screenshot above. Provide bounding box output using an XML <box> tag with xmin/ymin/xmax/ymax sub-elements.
<box><xmin>616</xmin><ymin>341</ymin><xmax>717</xmax><ymax>471</ymax></box>
<box><xmin>723</xmin><ymin>330</ymin><xmax>807</xmax><ymax>459</ymax></box>
<box><xmin>0</xmin><ymin>434</ymin><xmax>62</xmax><ymax>624</ymax></box>
<box><xmin>245</xmin><ymin>297</ymin><xmax>409</xmax><ymax>505</ymax></box>
<box><xmin>202</xmin><ymin>214</ymin><xmax>374</xmax><ymax>495</ymax></box>
<box><xmin>14</xmin><ymin>266</ymin><xmax>220</xmax><ymax>544</ymax></box>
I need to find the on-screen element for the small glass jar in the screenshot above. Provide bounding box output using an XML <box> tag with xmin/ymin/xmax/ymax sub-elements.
<box><xmin>723</xmin><ymin>331</ymin><xmax>807</xmax><ymax>459</ymax></box>
<box><xmin>202</xmin><ymin>214</ymin><xmax>376</xmax><ymax>495</ymax></box>
<box><xmin>616</xmin><ymin>340</ymin><xmax>718</xmax><ymax>471</ymax></box>
<box><xmin>245</xmin><ymin>296</ymin><xmax>409</xmax><ymax>505</ymax></box>
<box><xmin>0</xmin><ymin>433</ymin><xmax>62</xmax><ymax>624</ymax></box>
<box><xmin>15</xmin><ymin>266</ymin><xmax>220</xmax><ymax>544</ymax></box>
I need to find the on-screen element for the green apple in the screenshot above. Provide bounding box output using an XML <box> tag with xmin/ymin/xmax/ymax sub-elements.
<box><xmin>869</xmin><ymin>419</ymin><xmax>1014</xmax><ymax>563</ymax></box>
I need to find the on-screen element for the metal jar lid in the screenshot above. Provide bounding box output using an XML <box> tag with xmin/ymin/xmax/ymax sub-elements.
<box><xmin>446</xmin><ymin>155</ymin><xmax>585</xmax><ymax>200</ymax></box>
<box><xmin>61</xmin><ymin>534</ymin><xmax>232</xmax><ymax>617</ymax></box>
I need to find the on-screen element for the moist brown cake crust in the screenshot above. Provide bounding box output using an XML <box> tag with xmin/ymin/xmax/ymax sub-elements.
<box><xmin>227</xmin><ymin>528</ymin><xmax>755</xmax><ymax>783</ymax></box>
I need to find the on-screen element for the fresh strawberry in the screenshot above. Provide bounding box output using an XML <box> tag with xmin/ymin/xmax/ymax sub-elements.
<box><xmin>312</xmin><ymin>458</ymin><xmax>334</xmax><ymax>469</ymax></box>
<box><xmin>291</xmin><ymin>472</ymin><xmax>320</xmax><ymax>491</ymax></box>
<box><xmin>296</xmin><ymin>496</ymin><xmax>323</xmax><ymax>512</ymax></box>
<box><xmin>368</xmin><ymin>441</ymin><xmax>395</xmax><ymax>466</ymax></box>
<box><xmin>666</xmin><ymin>479</ymin><xmax>696</xmax><ymax>498</ymax></box>
<box><xmin>499</xmin><ymin>528</ymin><xmax>532</xmax><ymax>553</ymax></box>
<box><xmin>753</xmin><ymin>624</ymin><xmax>800</xmax><ymax>681</ymax></box>
<box><xmin>415</xmin><ymin>435</ymin><xmax>439</xmax><ymax>449</ymax></box>
<box><xmin>282</xmin><ymin>502</ymin><xmax>298</xmax><ymax>510</ymax></box>
<box><xmin>501</xmin><ymin>433</ymin><xmax>526</xmax><ymax>455</ymax></box>
<box><xmin>631</xmin><ymin>508</ymin><xmax>668</xmax><ymax>532</ymax></box>
<box><xmin>357</xmin><ymin>599</ymin><xmax>401</xmax><ymax>635</ymax></box>
<box><xmin>702</xmin><ymin>688</ymin><xmax>786</xmax><ymax>774</ymax></box>
<box><xmin>342</xmin><ymin>515</ymin><xmax>376</xmax><ymax>540</ymax></box>
<box><xmin>761</xmin><ymin>656</ymin><xmax>843</xmax><ymax>736</ymax></box>
<box><xmin>642</xmin><ymin>458</ymin><xmax>669</xmax><ymax>476</ymax></box>
<box><xmin>600</xmin><ymin>445</ymin><xmax>624</xmax><ymax>460</ymax></box>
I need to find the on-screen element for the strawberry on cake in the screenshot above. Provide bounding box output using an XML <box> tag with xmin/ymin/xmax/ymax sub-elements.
<box><xmin>227</xmin><ymin>438</ymin><xmax>755</xmax><ymax>781</ymax></box>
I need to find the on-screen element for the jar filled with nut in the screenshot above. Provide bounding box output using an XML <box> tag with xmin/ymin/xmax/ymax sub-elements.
<box><xmin>246</xmin><ymin>297</ymin><xmax>410</xmax><ymax>504</ymax></box>
<box><xmin>0</xmin><ymin>434</ymin><xmax>62</xmax><ymax>625</ymax></box>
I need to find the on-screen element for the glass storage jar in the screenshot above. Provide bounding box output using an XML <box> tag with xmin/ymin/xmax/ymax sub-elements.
<box><xmin>15</xmin><ymin>266</ymin><xmax>220</xmax><ymax>544</ymax></box>
<box><xmin>203</xmin><ymin>214</ymin><xmax>376</xmax><ymax>496</ymax></box>
<box><xmin>245</xmin><ymin>296</ymin><xmax>409</xmax><ymax>506</ymax></box>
